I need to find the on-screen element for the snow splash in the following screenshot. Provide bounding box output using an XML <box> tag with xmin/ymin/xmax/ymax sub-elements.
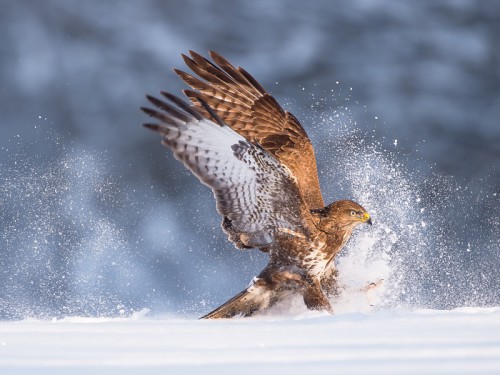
<box><xmin>334</xmin><ymin>141</ymin><xmax>498</xmax><ymax>311</ymax></box>
<box><xmin>0</xmin><ymin>136</ymin><xmax>147</xmax><ymax>319</ymax></box>
<box><xmin>328</xmin><ymin>140</ymin><xmax>423</xmax><ymax>313</ymax></box>
<box><xmin>304</xmin><ymin>89</ymin><xmax>499</xmax><ymax>313</ymax></box>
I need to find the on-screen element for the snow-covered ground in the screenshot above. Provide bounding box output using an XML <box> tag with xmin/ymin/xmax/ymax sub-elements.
<box><xmin>1</xmin><ymin>307</ymin><xmax>499</xmax><ymax>374</ymax></box>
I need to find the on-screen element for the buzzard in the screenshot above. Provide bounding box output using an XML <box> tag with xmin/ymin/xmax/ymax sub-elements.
<box><xmin>142</xmin><ymin>51</ymin><xmax>372</xmax><ymax>319</ymax></box>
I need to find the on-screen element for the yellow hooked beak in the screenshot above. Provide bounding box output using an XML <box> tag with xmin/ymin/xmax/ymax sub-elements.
<box><xmin>363</xmin><ymin>212</ymin><xmax>372</xmax><ymax>225</ymax></box>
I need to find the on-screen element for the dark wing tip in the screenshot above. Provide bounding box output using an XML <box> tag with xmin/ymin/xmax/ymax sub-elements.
<box><xmin>142</xmin><ymin>123</ymin><xmax>168</xmax><ymax>137</ymax></box>
<box><xmin>142</xmin><ymin>123</ymin><xmax>160</xmax><ymax>131</ymax></box>
<box><xmin>208</xmin><ymin>50</ymin><xmax>229</xmax><ymax>63</ymax></box>
<box><xmin>161</xmin><ymin>91</ymin><xmax>204</xmax><ymax>120</ymax></box>
<box><xmin>173</xmin><ymin>68</ymin><xmax>185</xmax><ymax>76</ymax></box>
<box><xmin>141</xmin><ymin>106</ymin><xmax>157</xmax><ymax>117</ymax></box>
<box><xmin>188</xmin><ymin>49</ymin><xmax>203</xmax><ymax>60</ymax></box>
<box><xmin>143</xmin><ymin>123</ymin><xmax>171</xmax><ymax>139</ymax></box>
<box><xmin>160</xmin><ymin>91</ymin><xmax>180</xmax><ymax>102</ymax></box>
<box><xmin>208</xmin><ymin>50</ymin><xmax>223</xmax><ymax>61</ymax></box>
<box><xmin>145</xmin><ymin>94</ymin><xmax>164</xmax><ymax>107</ymax></box>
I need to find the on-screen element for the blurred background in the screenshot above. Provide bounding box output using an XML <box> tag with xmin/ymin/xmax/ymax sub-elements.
<box><xmin>0</xmin><ymin>0</ymin><xmax>498</xmax><ymax>319</ymax></box>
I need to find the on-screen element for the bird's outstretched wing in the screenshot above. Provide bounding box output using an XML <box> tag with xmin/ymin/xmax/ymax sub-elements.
<box><xmin>174</xmin><ymin>51</ymin><xmax>325</xmax><ymax>210</ymax></box>
<box><xmin>142</xmin><ymin>93</ymin><xmax>308</xmax><ymax>249</ymax></box>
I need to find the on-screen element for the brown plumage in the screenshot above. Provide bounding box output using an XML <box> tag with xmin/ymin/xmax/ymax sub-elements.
<box><xmin>142</xmin><ymin>51</ymin><xmax>372</xmax><ymax>319</ymax></box>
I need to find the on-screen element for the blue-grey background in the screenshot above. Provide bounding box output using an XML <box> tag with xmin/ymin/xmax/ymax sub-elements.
<box><xmin>0</xmin><ymin>0</ymin><xmax>498</xmax><ymax>319</ymax></box>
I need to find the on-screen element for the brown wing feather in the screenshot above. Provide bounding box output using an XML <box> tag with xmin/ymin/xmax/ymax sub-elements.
<box><xmin>175</xmin><ymin>50</ymin><xmax>325</xmax><ymax>209</ymax></box>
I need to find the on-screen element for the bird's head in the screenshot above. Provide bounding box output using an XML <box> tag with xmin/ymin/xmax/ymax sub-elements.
<box><xmin>313</xmin><ymin>199</ymin><xmax>372</xmax><ymax>233</ymax></box>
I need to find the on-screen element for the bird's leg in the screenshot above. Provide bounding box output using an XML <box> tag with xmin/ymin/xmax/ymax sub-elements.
<box><xmin>302</xmin><ymin>278</ymin><xmax>334</xmax><ymax>313</ymax></box>
<box><xmin>320</xmin><ymin>263</ymin><xmax>342</xmax><ymax>299</ymax></box>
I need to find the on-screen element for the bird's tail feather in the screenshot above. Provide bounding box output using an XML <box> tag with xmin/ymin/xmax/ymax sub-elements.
<box><xmin>200</xmin><ymin>280</ymin><xmax>272</xmax><ymax>319</ymax></box>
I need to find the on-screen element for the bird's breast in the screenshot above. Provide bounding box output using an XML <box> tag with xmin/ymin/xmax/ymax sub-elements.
<box><xmin>270</xmin><ymin>229</ymin><xmax>348</xmax><ymax>277</ymax></box>
<box><xmin>294</xmin><ymin>236</ymin><xmax>332</xmax><ymax>276</ymax></box>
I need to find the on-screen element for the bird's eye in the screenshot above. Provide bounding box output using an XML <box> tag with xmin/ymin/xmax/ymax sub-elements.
<box><xmin>350</xmin><ymin>210</ymin><xmax>356</xmax><ymax>216</ymax></box>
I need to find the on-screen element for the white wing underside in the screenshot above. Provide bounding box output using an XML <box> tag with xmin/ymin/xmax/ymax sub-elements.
<box><xmin>143</xmin><ymin>94</ymin><xmax>304</xmax><ymax>248</ymax></box>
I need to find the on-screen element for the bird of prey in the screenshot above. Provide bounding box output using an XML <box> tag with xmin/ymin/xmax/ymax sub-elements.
<box><xmin>142</xmin><ymin>51</ymin><xmax>372</xmax><ymax>319</ymax></box>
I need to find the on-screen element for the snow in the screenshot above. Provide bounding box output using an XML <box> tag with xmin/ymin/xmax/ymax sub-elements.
<box><xmin>1</xmin><ymin>308</ymin><xmax>499</xmax><ymax>374</ymax></box>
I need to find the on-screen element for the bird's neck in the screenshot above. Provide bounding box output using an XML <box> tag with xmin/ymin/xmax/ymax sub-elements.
<box><xmin>311</xmin><ymin>210</ymin><xmax>353</xmax><ymax>235</ymax></box>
